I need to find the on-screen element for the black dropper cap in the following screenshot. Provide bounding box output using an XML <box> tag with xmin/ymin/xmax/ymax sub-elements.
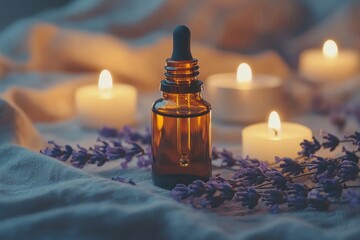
<box><xmin>171</xmin><ymin>25</ymin><xmax>193</xmax><ymax>61</ymax></box>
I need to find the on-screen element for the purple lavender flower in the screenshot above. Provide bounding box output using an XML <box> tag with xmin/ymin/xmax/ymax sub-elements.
<box><xmin>122</xmin><ymin>126</ymin><xmax>151</xmax><ymax>145</ymax></box>
<box><xmin>40</xmin><ymin>141</ymin><xmax>73</xmax><ymax>161</ymax></box>
<box><xmin>93</xmin><ymin>138</ymin><xmax>110</xmax><ymax>153</ymax></box>
<box><xmin>266</xmin><ymin>171</ymin><xmax>289</xmax><ymax>190</ymax></box>
<box><xmin>277</xmin><ymin>157</ymin><xmax>305</xmax><ymax>176</ymax></box>
<box><xmin>307</xmin><ymin>189</ymin><xmax>330</xmax><ymax>211</ymax></box>
<box><xmin>219</xmin><ymin>148</ymin><xmax>238</xmax><ymax>167</ymax></box>
<box><xmin>210</xmin><ymin>180</ymin><xmax>235</xmax><ymax>200</ymax></box>
<box><xmin>338</xmin><ymin>160</ymin><xmax>359</xmax><ymax>182</ymax></box>
<box><xmin>188</xmin><ymin>180</ymin><xmax>208</xmax><ymax>197</ymax></box>
<box><xmin>71</xmin><ymin>145</ymin><xmax>91</xmax><ymax>168</ymax></box>
<box><xmin>345</xmin><ymin>132</ymin><xmax>360</xmax><ymax>146</ymax></box>
<box><xmin>262</xmin><ymin>189</ymin><xmax>287</xmax><ymax>207</ymax></box>
<box><xmin>199</xmin><ymin>178</ymin><xmax>236</xmax><ymax>208</ymax></box>
<box><xmin>286</xmin><ymin>183</ymin><xmax>309</xmax><ymax>209</ymax></box>
<box><xmin>298</xmin><ymin>137</ymin><xmax>321</xmax><ymax>157</ymax></box>
<box><xmin>98</xmin><ymin>127</ymin><xmax>119</xmax><ymax>138</ymax></box>
<box><xmin>233</xmin><ymin>168</ymin><xmax>266</xmax><ymax>186</ymax></box>
<box><xmin>309</xmin><ymin>156</ymin><xmax>338</xmax><ymax>176</ymax></box>
<box><xmin>321</xmin><ymin>131</ymin><xmax>340</xmax><ymax>151</ymax></box>
<box><xmin>90</xmin><ymin>150</ymin><xmax>108</xmax><ymax>166</ymax></box>
<box><xmin>235</xmin><ymin>187</ymin><xmax>260</xmax><ymax>209</ymax></box>
<box><xmin>321</xmin><ymin>179</ymin><xmax>343</xmax><ymax>198</ymax></box>
<box><xmin>171</xmin><ymin>184</ymin><xmax>190</xmax><ymax>201</ymax></box>
<box><xmin>343</xmin><ymin>189</ymin><xmax>360</xmax><ymax>207</ymax></box>
<box><xmin>111</xmin><ymin>176</ymin><xmax>136</xmax><ymax>185</ymax></box>
<box><xmin>342</xmin><ymin>147</ymin><xmax>359</xmax><ymax>164</ymax></box>
<box><xmin>106</xmin><ymin>145</ymin><xmax>126</xmax><ymax>160</ymax></box>
<box><xmin>287</xmin><ymin>183</ymin><xmax>309</xmax><ymax>197</ymax></box>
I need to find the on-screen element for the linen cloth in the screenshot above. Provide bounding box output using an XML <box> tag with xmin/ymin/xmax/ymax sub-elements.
<box><xmin>0</xmin><ymin>0</ymin><xmax>360</xmax><ymax>239</ymax></box>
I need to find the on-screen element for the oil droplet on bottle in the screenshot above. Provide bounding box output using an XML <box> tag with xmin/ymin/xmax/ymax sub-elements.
<box><xmin>179</xmin><ymin>155</ymin><xmax>190</xmax><ymax>167</ymax></box>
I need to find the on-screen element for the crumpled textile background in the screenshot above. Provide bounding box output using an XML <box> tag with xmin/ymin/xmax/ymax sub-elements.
<box><xmin>0</xmin><ymin>0</ymin><xmax>360</xmax><ymax>239</ymax></box>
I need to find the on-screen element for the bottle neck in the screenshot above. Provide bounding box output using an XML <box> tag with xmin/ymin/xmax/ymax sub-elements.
<box><xmin>165</xmin><ymin>58</ymin><xmax>199</xmax><ymax>84</ymax></box>
<box><xmin>161</xmin><ymin>58</ymin><xmax>202</xmax><ymax>94</ymax></box>
<box><xmin>162</xmin><ymin>92</ymin><xmax>202</xmax><ymax>100</ymax></box>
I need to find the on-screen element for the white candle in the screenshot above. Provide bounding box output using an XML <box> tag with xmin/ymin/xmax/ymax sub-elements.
<box><xmin>207</xmin><ymin>63</ymin><xmax>284</xmax><ymax>123</ymax></box>
<box><xmin>242</xmin><ymin>111</ymin><xmax>312</xmax><ymax>163</ymax></box>
<box><xmin>299</xmin><ymin>39</ymin><xmax>359</xmax><ymax>83</ymax></box>
<box><xmin>75</xmin><ymin>70</ymin><xmax>137</xmax><ymax>129</ymax></box>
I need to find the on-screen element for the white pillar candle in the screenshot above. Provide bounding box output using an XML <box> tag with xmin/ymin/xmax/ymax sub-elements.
<box><xmin>299</xmin><ymin>39</ymin><xmax>359</xmax><ymax>83</ymax></box>
<box><xmin>75</xmin><ymin>70</ymin><xmax>137</xmax><ymax>129</ymax></box>
<box><xmin>242</xmin><ymin>111</ymin><xmax>312</xmax><ymax>163</ymax></box>
<box><xmin>207</xmin><ymin>63</ymin><xmax>284</xmax><ymax>123</ymax></box>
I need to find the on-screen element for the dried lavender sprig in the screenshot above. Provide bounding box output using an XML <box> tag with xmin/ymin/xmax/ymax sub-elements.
<box><xmin>111</xmin><ymin>176</ymin><xmax>136</xmax><ymax>185</ymax></box>
<box><xmin>173</xmin><ymin>131</ymin><xmax>360</xmax><ymax>212</ymax></box>
<box><xmin>40</xmin><ymin>127</ymin><xmax>360</xmax><ymax>211</ymax></box>
<box><xmin>42</xmin><ymin>140</ymin><xmax>146</xmax><ymax>169</ymax></box>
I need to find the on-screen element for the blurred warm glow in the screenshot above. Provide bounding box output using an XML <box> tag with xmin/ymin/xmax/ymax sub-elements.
<box><xmin>268</xmin><ymin>111</ymin><xmax>281</xmax><ymax>135</ymax></box>
<box><xmin>98</xmin><ymin>69</ymin><xmax>113</xmax><ymax>90</ymax></box>
<box><xmin>323</xmin><ymin>40</ymin><xmax>338</xmax><ymax>58</ymax></box>
<box><xmin>236</xmin><ymin>63</ymin><xmax>252</xmax><ymax>84</ymax></box>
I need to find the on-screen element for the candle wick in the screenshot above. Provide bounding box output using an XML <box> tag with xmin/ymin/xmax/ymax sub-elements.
<box><xmin>272</xmin><ymin>129</ymin><xmax>278</xmax><ymax>137</ymax></box>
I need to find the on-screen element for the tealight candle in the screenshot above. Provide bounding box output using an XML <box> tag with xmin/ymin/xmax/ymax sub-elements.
<box><xmin>299</xmin><ymin>39</ymin><xmax>359</xmax><ymax>82</ymax></box>
<box><xmin>242</xmin><ymin>111</ymin><xmax>312</xmax><ymax>163</ymax></box>
<box><xmin>207</xmin><ymin>63</ymin><xmax>284</xmax><ymax>123</ymax></box>
<box><xmin>75</xmin><ymin>69</ymin><xmax>137</xmax><ymax>129</ymax></box>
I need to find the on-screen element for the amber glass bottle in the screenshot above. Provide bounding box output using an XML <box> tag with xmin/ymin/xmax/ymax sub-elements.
<box><xmin>151</xmin><ymin>26</ymin><xmax>212</xmax><ymax>189</ymax></box>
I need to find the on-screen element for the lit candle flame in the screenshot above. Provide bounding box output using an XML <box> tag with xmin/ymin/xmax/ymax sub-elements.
<box><xmin>98</xmin><ymin>69</ymin><xmax>113</xmax><ymax>91</ymax></box>
<box><xmin>323</xmin><ymin>39</ymin><xmax>338</xmax><ymax>58</ymax></box>
<box><xmin>268</xmin><ymin>111</ymin><xmax>281</xmax><ymax>137</ymax></box>
<box><xmin>236</xmin><ymin>63</ymin><xmax>252</xmax><ymax>84</ymax></box>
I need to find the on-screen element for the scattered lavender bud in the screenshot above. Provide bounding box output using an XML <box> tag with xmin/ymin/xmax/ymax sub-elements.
<box><xmin>111</xmin><ymin>176</ymin><xmax>136</xmax><ymax>185</ymax></box>
<box><xmin>262</xmin><ymin>189</ymin><xmax>287</xmax><ymax>207</ymax></box>
<box><xmin>286</xmin><ymin>183</ymin><xmax>309</xmax><ymax>209</ymax></box>
<box><xmin>71</xmin><ymin>145</ymin><xmax>91</xmax><ymax>168</ymax></box>
<box><xmin>188</xmin><ymin>180</ymin><xmax>208</xmax><ymax>197</ymax></box>
<box><xmin>219</xmin><ymin>148</ymin><xmax>238</xmax><ymax>167</ymax></box>
<box><xmin>98</xmin><ymin>127</ymin><xmax>119</xmax><ymax>138</ymax></box>
<box><xmin>298</xmin><ymin>137</ymin><xmax>321</xmax><ymax>157</ymax></box>
<box><xmin>321</xmin><ymin>131</ymin><xmax>340</xmax><ymax>151</ymax></box>
<box><xmin>309</xmin><ymin>156</ymin><xmax>338</xmax><ymax>177</ymax></box>
<box><xmin>338</xmin><ymin>160</ymin><xmax>359</xmax><ymax>182</ymax></box>
<box><xmin>321</xmin><ymin>179</ymin><xmax>343</xmax><ymax>198</ymax></box>
<box><xmin>233</xmin><ymin>168</ymin><xmax>266</xmax><ymax>186</ymax></box>
<box><xmin>106</xmin><ymin>145</ymin><xmax>126</xmax><ymax>160</ymax></box>
<box><xmin>235</xmin><ymin>187</ymin><xmax>260</xmax><ymax>209</ymax></box>
<box><xmin>171</xmin><ymin>184</ymin><xmax>190</xmax><ymax>201</ymax></box>
<box><xmin>40</xmin><ymin>141</ymin><xmax>73</xmax><ymax>161</ymax></box>
<box><xmin>266</xmin><ymin>171</ymin><xmax>289</xmax><ymax>190</ymax></box>
<box><xmin>341</xmin><ymin>147</ymin><xmax>359</xmax><ymax>164</ymax></box>
<box><xmin>90</xmin><ymin>149</ymin><xmax>108</xmax><ymax>166</ymax></box>
<box><xmin>277</xmin><ymin>157</ymin><xmax>305</xmax><ymax>176</ymax></box>
<box><xmin>345</xmin><ymin>132</ymin><xmax>360</xmax><ymax>146</ymax></box>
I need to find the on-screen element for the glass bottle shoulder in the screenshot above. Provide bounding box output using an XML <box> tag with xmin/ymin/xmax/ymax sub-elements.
<box><xmin>152</xmin><ymin>93</ymin><xmax>211</xmax><ymax>118</ymax></box>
